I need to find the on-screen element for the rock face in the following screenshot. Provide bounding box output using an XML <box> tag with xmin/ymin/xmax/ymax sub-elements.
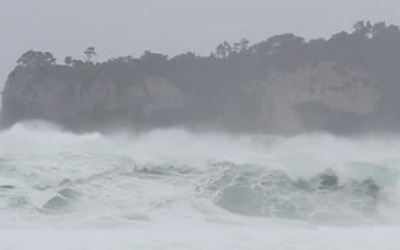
<box><xmin>0</xmin><ymin>62</ymin><xmax>381</xmax><ymax>135</ymax></box>
<box><xmin>5</xmin><ymin>21</ymin><xmax>400</xmax><ymax>134</ymax></box>
<box><xmin>259</xmin><ymin>63</ymin><xmax>380</xmax><ymax>134</ymax></box>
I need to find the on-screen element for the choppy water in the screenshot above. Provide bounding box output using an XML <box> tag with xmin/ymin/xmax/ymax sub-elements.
<box><xmin>1</xmin><ymin>122</ymin><xmax>400</xmax><ymax>249</ymax></box>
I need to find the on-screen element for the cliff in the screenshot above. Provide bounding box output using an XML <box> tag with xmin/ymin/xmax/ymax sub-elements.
<box><xmin>2</xmin><ymin>21</ymin><xmax>400</xmax><ymax>135</ymax></box>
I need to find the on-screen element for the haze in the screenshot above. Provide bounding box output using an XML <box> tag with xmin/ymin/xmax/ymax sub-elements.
<box><xmin>0</xmin><ymin>0</ymin><xmax>399</xmax><ymax>89</ymax></box>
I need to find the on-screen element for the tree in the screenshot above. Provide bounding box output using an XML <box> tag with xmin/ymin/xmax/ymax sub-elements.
<box><xmin>353</xmin><ymin>21</ymin><xmax>373</xmax><ymax>38</ymax></box>
<box><xmin>17</xmin><ymin>50</ymin><xmax>56</xmax><ymax>67</ymax></box>
<box><xmin>233</xmin><ymin>38</ymin><xmax>250</xmax><ymax>53</ymax></box>
<box><xmin>140</xmin><ymin>50</ymin><xmax>168</xmax><ymax>63</ymax></box>
<box><xmin>171</xmin><ymin>52</ymin><xmax>196</xmax><ymax>63</ymax></box>
<box><xmin>215</xmin><ymin>41</ymin><xmax>232</xmax><ymax>58</ymax></box>
<box><xmin>250</xmin><ymin>34</ymin><xmax>305</xmax><ymax>56</ymax></box>
<box><xmin>72</xmin><ymin>59</ymin><xmax>85</xmax><ymax>68</ymax></box>
<box><xmin>84</xmin><ymin>47</ymin><xmax>97</xmax><ymax>62</ymax></box>
<box><xmin>372</xmin><ymin>22</ymin><xmax>387</xmax><ymax>37</ymax></box>
<box><xmin>65</xmin><ymin>56</ymin><xmax>73</xmax><ymax>66</ymax></box>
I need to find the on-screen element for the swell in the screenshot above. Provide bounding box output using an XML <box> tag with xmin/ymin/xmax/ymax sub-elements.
<box><xmin>0</xmin><ymin>122</ymin><xmax>400</xmax><ymax>226</ymax></box>
<box><xmin>0</xmin><ymin>155</ymin><xmax>398</xmax><ymax>224</ymax></box>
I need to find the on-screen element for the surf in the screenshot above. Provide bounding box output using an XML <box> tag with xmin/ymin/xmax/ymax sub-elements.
<box><xmin>0</xmin><ymin>122</ymin><xmax>399</xmax><ymax>228</ymax></box>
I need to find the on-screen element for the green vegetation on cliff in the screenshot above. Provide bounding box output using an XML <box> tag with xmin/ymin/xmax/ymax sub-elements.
<box><xmin>1</xmin><ymin>21</ymin><xmax>400</xmax><ymax>134</ymax></box>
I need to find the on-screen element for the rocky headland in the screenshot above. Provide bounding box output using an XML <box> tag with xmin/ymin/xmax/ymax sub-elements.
<box><xmin>2</xmin><ymin>21</ymin><xmax>400</xmax><ymax>135</ymax></box>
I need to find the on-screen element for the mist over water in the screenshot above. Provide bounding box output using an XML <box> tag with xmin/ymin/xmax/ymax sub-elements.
<box><xmin>1</xmin><ymin>122</ymin><xmax>400</xmax><ymax>249</ymax></box>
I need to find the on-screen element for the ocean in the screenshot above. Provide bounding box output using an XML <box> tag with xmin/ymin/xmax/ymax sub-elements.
<box><xmin>0</xmin><ymin>122</ymin><xmax>399</xmax><ymax>250</ymax></box>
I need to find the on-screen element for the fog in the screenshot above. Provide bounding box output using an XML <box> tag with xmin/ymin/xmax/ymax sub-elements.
<box><xmin>2</xmin><ymin>2</ymin><xmax>400</xmax><ymax>249</ymax></box>
<box><xmin>1</xmin><ymin>0</ymin><xmax>399</xmax><ymax>90</ymax></box>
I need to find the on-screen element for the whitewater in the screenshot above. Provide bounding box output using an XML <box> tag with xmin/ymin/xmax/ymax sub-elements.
<box><xmin>0</xmin><ymin>122</ymin><xmax>400</xmax><ymax>249</ymax></box>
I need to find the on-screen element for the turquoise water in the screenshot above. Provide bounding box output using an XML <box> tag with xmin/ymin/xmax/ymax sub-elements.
<box><xmin>1</xmin><ymin>122</ymin><xmax>400</xmax><ymax>249</ymax></box>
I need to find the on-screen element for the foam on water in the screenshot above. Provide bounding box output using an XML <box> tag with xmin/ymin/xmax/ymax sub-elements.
<box><xmin>1</xmin><ymin>121</ymin><xmax>400</xmax><ymax>249</ymax></box>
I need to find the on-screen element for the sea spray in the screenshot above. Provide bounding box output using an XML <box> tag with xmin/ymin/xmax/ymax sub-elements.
<box><xmin>0</xmin><ymin>121</ymin><xmax>400</xmax><ymax>228</ymax></box>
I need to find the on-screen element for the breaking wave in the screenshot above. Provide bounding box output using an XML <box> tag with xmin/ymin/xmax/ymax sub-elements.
<box><xmin>1</xmin><ymin>121</ymin><xmax>400</xmax><ymax>227</ymax></box>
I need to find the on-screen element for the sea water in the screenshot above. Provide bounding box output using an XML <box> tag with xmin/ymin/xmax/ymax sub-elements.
<box><xmin>0</xmin><ymin>122</ymin><xmax>399</xmax><ymax>249</ymax></box>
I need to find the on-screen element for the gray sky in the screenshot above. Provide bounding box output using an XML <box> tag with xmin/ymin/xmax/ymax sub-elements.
<box><xmin>1</xmin><ymin>0</ymin><xmax>399</xmax><ymax>89</ymax></box>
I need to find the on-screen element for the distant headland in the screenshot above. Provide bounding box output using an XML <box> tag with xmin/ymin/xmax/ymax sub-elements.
<box><xmin>2</xmin><ymin>21</ymin><xmax>400</xmax><ymax>135</ymax></box>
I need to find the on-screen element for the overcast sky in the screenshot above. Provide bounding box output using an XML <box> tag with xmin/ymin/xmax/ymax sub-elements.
<box><xmin>0</xmin><ymin>0</ymin><xmax>399</xmax><ymax>88</ymax></box>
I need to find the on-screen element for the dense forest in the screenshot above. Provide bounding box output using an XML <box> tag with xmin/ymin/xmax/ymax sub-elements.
<box><xmin>2</xmin><ymin>21</ymin><xmax>400</xmax><ymax>135</ymax></box>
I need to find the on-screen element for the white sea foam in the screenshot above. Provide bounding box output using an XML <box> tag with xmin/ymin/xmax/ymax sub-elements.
<box><xmin>0</xmin><ymin>121</ymin><xmax>400</xmax><ymax>249</ymax></box>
